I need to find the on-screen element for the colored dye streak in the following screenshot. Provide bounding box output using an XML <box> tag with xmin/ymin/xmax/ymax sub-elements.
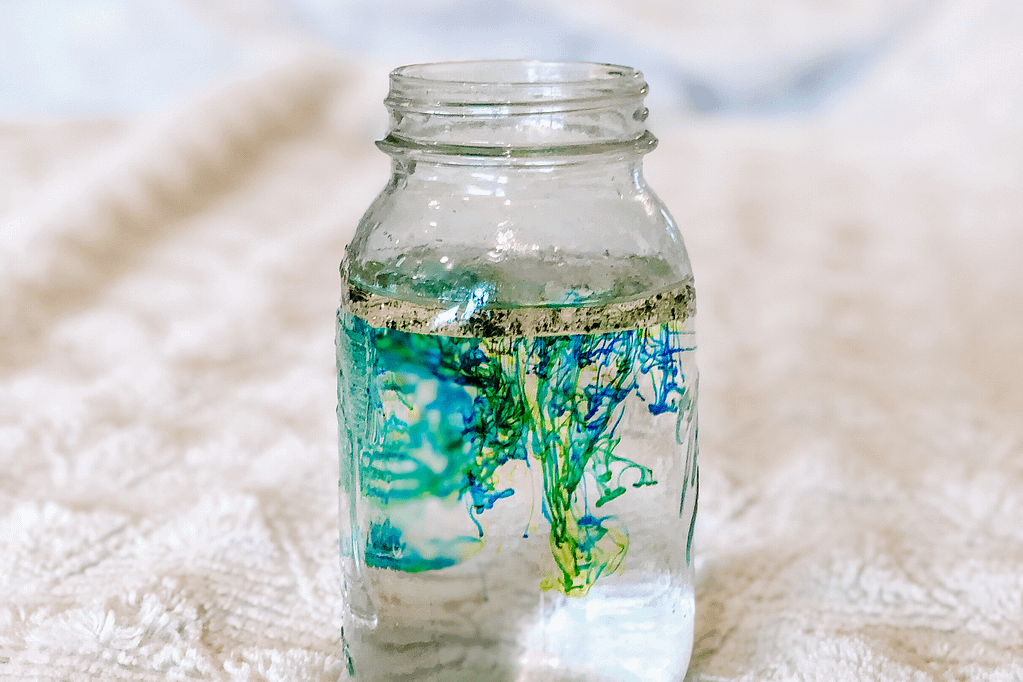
<box><xmin>339</xmin><ymin>285</ymin><xmax>695</xmax><ymax>597</ymax></box>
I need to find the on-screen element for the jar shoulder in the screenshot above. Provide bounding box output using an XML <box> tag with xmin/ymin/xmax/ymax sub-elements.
<box><xmin>345</xmin><ymin>171</ymin><xmax>693</xmax><ymax>308</ymax></box>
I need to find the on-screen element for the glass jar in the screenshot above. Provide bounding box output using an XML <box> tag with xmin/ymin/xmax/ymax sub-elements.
<box><xmin>336</xmin><ymin>60</ymin><xmax>698</xmax><ymax>682</ymax></box>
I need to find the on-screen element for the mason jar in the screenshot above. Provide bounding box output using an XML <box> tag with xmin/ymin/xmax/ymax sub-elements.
<box><xmin>336</xmin><ymin>60</ymin><xmax>699</xmax><ymax>682</ymax></box>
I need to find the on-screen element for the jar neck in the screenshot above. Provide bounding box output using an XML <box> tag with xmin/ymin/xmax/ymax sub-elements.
<box><xmin>379</xmin><ymin>60</ymin><xmax>656</xmax><ymax>161</ymax></box>
<box><xmin>388</xmin><ymin>154</ymin><xmax>649</xmax><ymax>196</ymax></box>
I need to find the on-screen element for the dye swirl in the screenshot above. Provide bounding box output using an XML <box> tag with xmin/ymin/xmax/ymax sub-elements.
<box><xmin>339</xmin><ymin>283</ymin><xmax>695</xmax><ymax>597</ymax></box>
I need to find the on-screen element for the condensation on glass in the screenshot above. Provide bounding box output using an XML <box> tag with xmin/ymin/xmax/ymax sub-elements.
<box><xmin>336</xmin><ymin>60</ymin><xmax>699</xmax><ymax>682</ymax></box>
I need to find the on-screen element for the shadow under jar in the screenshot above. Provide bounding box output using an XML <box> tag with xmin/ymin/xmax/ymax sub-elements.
<box><xmin>336</xmin><ymin>60</ymin><xmax>699</xmax><ymax>682</ymax></box>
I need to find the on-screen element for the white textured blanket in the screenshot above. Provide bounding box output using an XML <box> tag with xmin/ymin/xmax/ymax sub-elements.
<box><xmin>2</xmin><ymin>3</ymin><xmax>1022</xmax><ymax>680</ymax></box>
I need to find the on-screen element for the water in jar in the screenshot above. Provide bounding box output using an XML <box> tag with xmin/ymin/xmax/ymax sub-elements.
<box><xmin>336</xmin><ymin>260</ymin><xmax>698</xmax><ymax>682</ymax></box>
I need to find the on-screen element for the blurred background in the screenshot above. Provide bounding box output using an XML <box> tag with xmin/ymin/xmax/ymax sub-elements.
<box><xmin>0</xmin><ymin>0</ymin><xmax>945</xmax><ymax>118</ymax></box>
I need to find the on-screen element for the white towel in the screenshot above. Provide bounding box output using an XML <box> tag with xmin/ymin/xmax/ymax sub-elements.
<box><xmin>1</xmin><ymin>2</ymin><xmax>1022</xmax><ymax>680</ymax></box>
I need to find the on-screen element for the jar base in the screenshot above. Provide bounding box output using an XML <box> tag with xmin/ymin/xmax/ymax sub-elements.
<box><xmin>344</xmin><ymin>573</ymin><xmax>694</xmax><ymax>682</ymax></box>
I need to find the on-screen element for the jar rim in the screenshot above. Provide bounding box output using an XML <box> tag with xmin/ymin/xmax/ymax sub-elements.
<box><xmin>387</xmin><ymin>60</ymin><xmax>648</xmax><ymax>107</ymax></box>
<box><xmin>391</xmin><ymin>60</ymin><xmax>641</xmax><ymax>87</ymax></box>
